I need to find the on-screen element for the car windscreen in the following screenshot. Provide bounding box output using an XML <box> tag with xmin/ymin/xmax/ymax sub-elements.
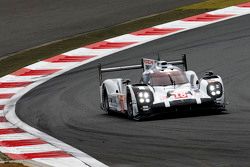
<box><xmin>149</xmin><ymin>71</ymin><xmax>188</xmax><ymax>86</ymax></box>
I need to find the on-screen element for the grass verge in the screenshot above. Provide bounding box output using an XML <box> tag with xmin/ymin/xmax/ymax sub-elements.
<box><xmin>0</xmin><ymin>155</ymin><xmax>29</xmax><ymax>167</ymax></box>
<box><xmin>0</xmin><ymin>162</ymin><xmax>28</xmax><ymax>167</ymax></box>
<box><xmin>0</xmin><ymin>0</ymin><xmax>249</xmax><ymax>77</ymax></box>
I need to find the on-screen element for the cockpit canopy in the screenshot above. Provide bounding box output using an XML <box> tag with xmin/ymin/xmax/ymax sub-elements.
<box><xmin>144</xmin><ymin>70</ymin><xmax>189</xmax><ymax>86</ymax></box>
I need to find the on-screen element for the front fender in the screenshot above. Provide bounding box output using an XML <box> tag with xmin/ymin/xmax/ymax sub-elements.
<box><xmin>199</xmin><ymin>75</ymin><xmax>225</xmax><ymax>104</ymax></box>
<box><xmin>127</xmin><ymin>84</ymin><xmax>154</xmax><ymax>117</ymax></box>
<box><xmin>102</xmin><ymin>79</ymin><xmax>123</xmax><ymax>94</ymax></box>
<box><xmin>100</xmin><ymin>78</ymin><xmax>123</xmax><ymax>106</ymax></box>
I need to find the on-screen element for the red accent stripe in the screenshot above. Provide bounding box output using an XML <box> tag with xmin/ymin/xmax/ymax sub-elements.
<box><xmin>44</xmin><ymin>55</ymin><xmax>95</xmax><ymax>63</ymax></box>
<box><xmin>0</xmin><ymin>93</ymin><xmax>14</xmax><ymax>99</ymax></box>
<box><xmin>0</xmin><ymin>82</ymin><xmax>32</xmax><ymax>88</ymax></box>
<box><xmin>0</xmin><ymin>138</ymin><xmax>46</xmax><ymax>147</ymax></box>
<box><xmin>85</xmin><ymin>41</ymin><xmax>136</xmax><ymax>49</ymax></box>
<box><xmin>6</xmin><ymin>151</ymin><xmax>71</xmax><ymax>160</ymax></box>
<box><xmin>0</xmin><ymin>105</ymin><xmax>5</xmax><ymax>110</ymax></box>
<box><xmin>237</xmin><ymin>2</ymin><xmax>250</xmax><ymax>7</ymax></box>
<box><xmin>182</xmin><ymin>13</ymin><xmax>234</xmax><ymax>22</ymax></box>
<box><xmin>0</xmin><ymin>116</ymin><xmax>7</xmax><ymax>122</ymax></box>
<box><xmin>131</xmin><ymin>28</ymin><xmax>183</xmax><ymax>36</ymax></box>
<box><xmin>0</xmin><ymin>128</ymin><xmax>25</xmax><ymax>135</ymax></box>
<box><xmin>12</xmin><ymin>68</ymin><xmax>60</xmax><ymax>76</ymax></box>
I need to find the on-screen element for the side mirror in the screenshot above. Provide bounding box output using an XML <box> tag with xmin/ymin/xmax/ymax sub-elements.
<box><xmin>122</xmin><ymin>79</ymin><xmax>131</xmax><ymax>85</ymax></box>
<box><xmin>205</xmin><ymin>71</ymin><xmax>214</xmax><ymax>76</ymax></box>
<box><xmin>196</xmin><ymin>80</ymin><xmax>199</xmax><ymax>85</ymax></box>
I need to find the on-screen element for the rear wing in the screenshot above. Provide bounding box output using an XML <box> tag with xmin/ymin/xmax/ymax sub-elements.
<box><xmin>98</xmin><ymin>54</ymin><xmax>187</xmax><ymax>85</ymax></box>
<box><xmin>98</xmin><ymin>62</ymin><xmax>143</xmax><ymax>86</ymax></box>
<box><xmin>169</xmin><ymin>54</ymin><xmax>187</xmax><ymax>71</ymax></box>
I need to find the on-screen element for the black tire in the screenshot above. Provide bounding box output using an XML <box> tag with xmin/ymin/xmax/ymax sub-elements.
<box><xmin>213</xmin><ymin>108</ymin><xmax>225</xmax><ymax>114</ymax></box>
<box><xmin>126</xmin><ymin>89</ymin><xmax>134</xmax><ymax>119</ymax></box>
<box><xmin>102</xmin><ymin>86</ymin><xmax>112</xmax><ymax>115</ymax></box>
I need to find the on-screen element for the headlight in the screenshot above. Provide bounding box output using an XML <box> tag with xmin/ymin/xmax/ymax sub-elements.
<box><xmin>138</xmin><ymin>92</ymin><xmax>152</xmax><ymax>103</ymax></box>
<box><xmin>139</xmin><ymin>98</ymin><xmax>145</xmax><ymax>103</ymax></box>
<box><xmin>144</xmin><ymin>92</ymin><xmax>149</xmax><ymax>98</ymax></box>
<box><xmin>209</xmin><ymin>85</ymin><xmax>215</xmax><ymax>91</ymax></box>
<box><xmin>145</xmin><ymin>98</ymin><xmax>150</xmax><ymax>103</ymax></box>
<box><xmin>216</xmin><ymin>90</ymin><xmax>221</xmax><ymax>95</ymax></box>
<box><xmin>138</xmin><ymin>92</ymin><xmax>143</xmax><ymax>98</ymax></box>
<box><xmin>211</xmin><ymin>91</ymin><xmax>216</xmax><ymax>96</ymax></box>
<box><xmin>207</xmin><ymin>82</ymin><xmax>223</xmax><ymax>98</ymax></box>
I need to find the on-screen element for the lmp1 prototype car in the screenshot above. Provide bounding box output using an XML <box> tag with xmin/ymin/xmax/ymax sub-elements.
<box><xmin>98</xmin><ymin>55</ymin><xmax>225</xmax><ymax>120</ymax></box>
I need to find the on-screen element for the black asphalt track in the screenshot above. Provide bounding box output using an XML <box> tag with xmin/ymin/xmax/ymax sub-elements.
<box><xmin>16</xmin><ymin>15</ymin><xmax>250</xmax><ymax>167</ymax></box>
<box><xmin>0</xmin><ymin>0</ymin><xmax>203</xmax><ymax>58</ymax></box>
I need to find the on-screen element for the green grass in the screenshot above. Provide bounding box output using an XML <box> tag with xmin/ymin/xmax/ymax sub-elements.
<box><xmin>0</xmin><ymin>153</ymin><xmax>28</xmax><ymax>167</ymax></box>
<box><xmin>0</xmin><ymin>154</ymin><xmax>11</xmax><ymax>162</ymax></box>
<box><xmin>0</xmin><ymin>0</ymin><xmax>249</xmax><ymax>77</ymax></box>
<box><xmin>0</xmin><ymin>162</ymin><xmax>29</xmax><ymax>167</ymax></box>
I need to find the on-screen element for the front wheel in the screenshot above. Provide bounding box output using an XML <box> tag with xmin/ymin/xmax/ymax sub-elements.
<box><xmin>126</xmin><ymin>90</ymin><xmax>134</xmax><ymax>119</ymax></box>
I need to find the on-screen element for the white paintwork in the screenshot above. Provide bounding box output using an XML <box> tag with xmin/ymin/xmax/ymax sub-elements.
<box><xmin>155</xmin><ymin>20</ymin><xmax>207</xmax><ymax>29</ymax></box>
<box><xmin>208</xmin><ymin>6</ymin><xmax>250</xmax><ymax>15</ymax></box>
<box><xmin>34</xmin><ymin>157</ymin><xmax>90</xmax><ymax>167</ymax></box>
<box><xmin>0</xmin><ymin>122</ymin><xmax>16</xmax><ymax>129</ymax></box>
<box><xmin>26</xmin><ymin>61</ymin><xmax>78</xmax><ymax>70</ymax></box>
<box><xmin>0</xmin><ymin>88</ymin><xmax>23</xmax><ymax>94</ymax></box>
<box><xmin>106</xmin><ymin>34</ymin><xmax>159</xmax><ymax>43</ymax></box>
<box><xmin>0</xmin><ymin>75</ymin><xmax>52</xmax><ymax>82</ymax></box>
<box><xmin>63</xmin><ymin>47</ymin><xmax>115</xmax><ymax>56</ymax></box>
<box><xmin>0</xmin><ymin>99</ymin><xmax>10</xmax><ymax>105</ymax></box>
<box><xmin>0</xmin><ymin>144</ymin><xmax>61</xmax><ymax>154</ymax></box>
<box><xmin>0</xmin><ymin>133</ymin><xmax>37</xmax><ymax>141</ymax></box>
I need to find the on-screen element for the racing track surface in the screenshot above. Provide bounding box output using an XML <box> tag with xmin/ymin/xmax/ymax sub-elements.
<box><xmin>0</xmin><ymin>0</ymin><xmax>203</xmax><ymax>58</ymax></box>
<box><xmin>17</xmin><ymin>15</ymin><xmax>250</xmax><ymax>166</ymax></box>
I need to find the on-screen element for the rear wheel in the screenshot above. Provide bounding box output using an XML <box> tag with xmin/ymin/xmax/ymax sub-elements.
<box><xmin>102</xmin><ymin>86</ymin><xmax>112</xmax><ymax>115</ymax></box>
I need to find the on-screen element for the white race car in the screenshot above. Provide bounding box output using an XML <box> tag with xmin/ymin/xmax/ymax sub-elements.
<box><xmin>98</xmin><ymin>55</ymin><xmax>226</xmax><ymax>120</ymax></box>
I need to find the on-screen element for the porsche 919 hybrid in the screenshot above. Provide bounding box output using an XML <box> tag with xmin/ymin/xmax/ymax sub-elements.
<box><xmin>98</xmin><ymin>55</ymin><xmax>225</xmax><ymax>120</ymax></box>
